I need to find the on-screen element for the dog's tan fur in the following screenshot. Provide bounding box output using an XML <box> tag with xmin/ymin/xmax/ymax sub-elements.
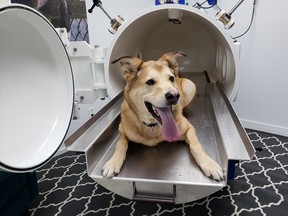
<box><xmin>102</xmin><ymin>51</ymin><xmax>224</xmax><ymax>181</ymax></box>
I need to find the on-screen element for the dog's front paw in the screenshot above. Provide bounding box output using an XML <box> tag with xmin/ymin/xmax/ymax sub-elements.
<box><xmin>102</xmin><ymin>158</ymin><xmax>124</xmax><ymax>178</ymax></box>
<box><xmin>199</xmin><ymin>157</ymin><xmax>224</xmax><ymax>181</ymax></box>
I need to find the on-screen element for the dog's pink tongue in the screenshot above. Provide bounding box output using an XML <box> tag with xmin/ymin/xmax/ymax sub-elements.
<box><xmin>155</xmin><ymin>107</ymin><xmax>179</xmax><ymax>142</ymax></box>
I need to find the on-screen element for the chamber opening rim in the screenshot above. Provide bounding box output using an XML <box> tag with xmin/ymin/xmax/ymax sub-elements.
<box><xmin>105</xmin><ymin>4</ymin><xmax>239</xmax><ymax>100</ymax></box>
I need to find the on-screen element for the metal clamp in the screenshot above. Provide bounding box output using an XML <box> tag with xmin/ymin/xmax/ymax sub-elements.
<box><xmin>88</xmin><ymin>0</ymin><xmax>125</xmax><ymax>34</ymax></box>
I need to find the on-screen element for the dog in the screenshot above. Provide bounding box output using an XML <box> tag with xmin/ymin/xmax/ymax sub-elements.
<box><xmin>102</xmin><ymin>51</ymin><xmax>224</xmax><ymax>181</ymax></box>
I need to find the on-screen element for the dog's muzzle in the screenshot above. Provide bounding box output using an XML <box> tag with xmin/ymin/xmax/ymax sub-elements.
<box><xmin>144</xmin><ymin>90</ymin><xmax>180</xmax><ymax>142</ymax></box>
<box><xmin>165</xmin><ymin>91</ymin><xmax>180</xmax><ymax>106</ymax></box>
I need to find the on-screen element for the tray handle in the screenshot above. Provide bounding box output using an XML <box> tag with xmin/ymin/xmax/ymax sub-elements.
<box><xmin>133</xmin><ymin>182</ymin><xmax>176</xmax><ymax>204</ymax></box>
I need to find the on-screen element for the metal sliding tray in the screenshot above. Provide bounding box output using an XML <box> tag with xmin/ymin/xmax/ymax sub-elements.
<box><xmin>65</xmin><ymin>72</ymin><xmax>254</xmax><ymax>204</ymax></box>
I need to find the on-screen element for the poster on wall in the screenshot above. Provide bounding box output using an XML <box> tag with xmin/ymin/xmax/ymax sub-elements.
<box><xmin>11</xmin><ymin>0</ymin><xmax>89</xmax><ymax>43</ymax></box>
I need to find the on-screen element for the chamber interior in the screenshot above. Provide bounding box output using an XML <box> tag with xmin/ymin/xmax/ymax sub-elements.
<box><xmin>0</xmin><ymin>6</ymin><xmax>73</xmax><ymax>171</ymax></box>
<box><xmin>107</xmin><ymin>6</ymin><xmax>237</xmax><ymax>99</ymax></box>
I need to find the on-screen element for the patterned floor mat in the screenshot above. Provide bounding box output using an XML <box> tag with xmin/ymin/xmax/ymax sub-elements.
<box><xmin>29</xmin><ymin>130</ymin><xmax>288</xmax><ymax>216</ymax></box>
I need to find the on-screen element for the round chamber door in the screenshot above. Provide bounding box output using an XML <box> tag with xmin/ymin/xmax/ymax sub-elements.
<box><xmin>0</xmin><ymin>4</ymin><xmax>74</xmax><ymax>172</ymax></box>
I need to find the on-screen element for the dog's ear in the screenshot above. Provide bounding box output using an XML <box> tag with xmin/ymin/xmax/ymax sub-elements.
<box><xmin>158</xmin><ymin>51</ymin><xmax>186</xmax><ymax>76</ymax></box>
<box><xmin>112</xmin><ymin>56</ymin><xmax>143</xmax><ymax>80</ymax></box>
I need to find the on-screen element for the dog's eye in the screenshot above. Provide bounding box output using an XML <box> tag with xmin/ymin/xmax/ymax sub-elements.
<box><xmin>169</xmin><ymin>76</ymin><xmax>175</xmax><ymax>83</ymax></box>
<box><xmin>146</xmin><ymin>79</ymin><xmax>155</xmax><ymax>86</ymax></box>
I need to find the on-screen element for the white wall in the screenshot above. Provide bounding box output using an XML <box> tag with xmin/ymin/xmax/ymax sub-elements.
<box><xmin>228</xmin><ymin>0</ymin><xmax>288</xmax><ymax>136</ymax></box>
<box><xmin>85</xmin><ymin>0</ymin><xmax>288</xmax><ymax>137</ymax></box>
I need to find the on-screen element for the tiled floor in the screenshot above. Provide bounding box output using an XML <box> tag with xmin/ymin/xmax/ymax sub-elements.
<box><xmin>29</xmin><ymin>130</ymin><xmax>288</xmax><ymax>216</ymax></box>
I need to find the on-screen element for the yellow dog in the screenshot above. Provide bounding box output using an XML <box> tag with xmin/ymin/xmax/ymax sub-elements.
<box><xmin>102</xmin><ymin>51</ymin><xmax>224</xmax><ymax>181</ymax></box>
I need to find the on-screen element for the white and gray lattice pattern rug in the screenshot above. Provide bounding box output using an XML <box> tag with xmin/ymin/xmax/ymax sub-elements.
<box><xmin>29</xmin><ymin>130</ymin><xmax>288</xmax><ymax>216</ymax></box>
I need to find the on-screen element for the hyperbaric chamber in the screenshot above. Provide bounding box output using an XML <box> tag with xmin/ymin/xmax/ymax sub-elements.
<box><xmin>67</xmin><ymin>4</ymin><xmax>254</xmax><ymax>203</ymax></box>
<box><xmin>0</xmin><ymin>3</ymin><xmax>254</xmax><ymax>204</ymax></box>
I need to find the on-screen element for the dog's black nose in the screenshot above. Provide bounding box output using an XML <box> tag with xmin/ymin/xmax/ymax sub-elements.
<box><xmin>165</xmin><ymin>91</ymin><xmax>180</xmax><ymax>105</ymax></box>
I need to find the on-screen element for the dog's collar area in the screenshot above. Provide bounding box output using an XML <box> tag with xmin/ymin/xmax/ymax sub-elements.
<box><xmin>142</xmin><ymin>121</ymin><xmax>158</xmax><ymax>127</ymax></box>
